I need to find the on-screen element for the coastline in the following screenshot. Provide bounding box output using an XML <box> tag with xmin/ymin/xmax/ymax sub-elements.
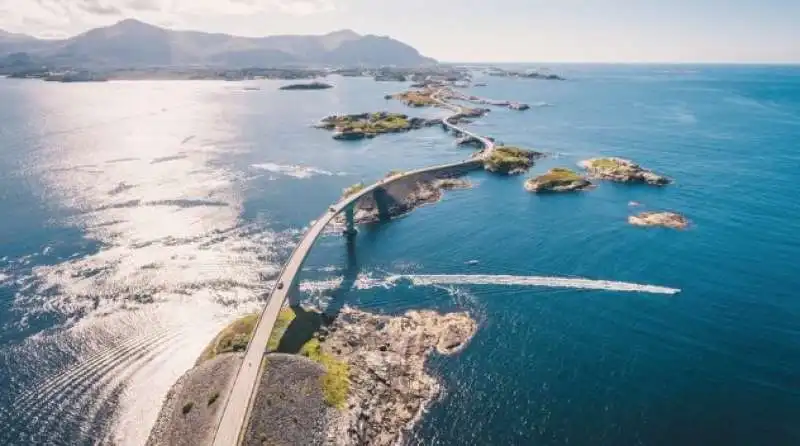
<box><xmin>147</xmin><ymin>306</ymin><xmax>478</xmax><ymax>446</ymax></box>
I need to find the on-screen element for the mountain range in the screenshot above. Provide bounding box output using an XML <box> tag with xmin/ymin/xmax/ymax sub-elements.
<box><xmin>0</xmin><ymin>19</ymin><xmax>436</xmax><ymax>69</ymax></box>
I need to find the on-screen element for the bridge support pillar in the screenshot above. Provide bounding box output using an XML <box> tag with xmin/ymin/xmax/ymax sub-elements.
<box><xmin>343</xmin><ymin>206</ymin><xmax>357</xmax><ymax>238</ymax></box>
<box><xmin>373</xmin><ymin>187</ymin><xmax>392</xmax><ymax>222</ymax></box>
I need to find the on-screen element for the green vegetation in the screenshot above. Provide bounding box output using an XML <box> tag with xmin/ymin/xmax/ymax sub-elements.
<box><xmin>300</xmin><ymin>337</ymin><xmax>350</xmax><ymax>409</ymax></box>
<box><xmin>182</xmin><ymin>402</ymin><xmax>194</xmax><ymax>415</ymax></box>
<box><xmin>324</xmin><ymin>112</ymin><xmax>410</xmax><ymax>133</ymax></box>
<box><xmin>343</xmin><ymin>183</ymin><xmax>366</xmax><ymax>198</ymax></box>
<box><xmin>197</xmin><ymin>314</ymin><xmax>258</xmax><ymax>364</ymax></box>
<box><xmin>197</xmin><ymin>306</ymin><xmax>300</xmax><ymax>364</ymax></box>
<box><xmin>386</xmin><ymin>170</ymin><xmax>405</xmax><ymax>177</ymax></box>
<box><xmin>207</xmin><ymin>392</ymin><xmax>220</xmax><ymax>406</ymax></box>
<box><xmin>536</xmin><ymin>167</ymin><xmax>582</xmax><ymax>183</ymax></box>
<box><xmin>484</xmin><ymin>146</ymin><xmax>540</xmax><ymax>174</ymax></box>
<box><xmin>267</xmin><ymin>307</ymin><xmax>297</xmax><ymax>352</ymax></box>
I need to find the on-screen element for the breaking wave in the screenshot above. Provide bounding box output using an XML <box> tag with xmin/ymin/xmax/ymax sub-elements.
<box><xmin>251</xmin><ymin>162</ymin><xmax>339</xmax><ymax>179</ymax></box>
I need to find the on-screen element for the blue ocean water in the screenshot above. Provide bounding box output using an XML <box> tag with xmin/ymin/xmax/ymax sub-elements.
<box><xmin>0</xmin><ymin>65</ymin><xmax>799</xmax><ymax>445</ymax></box>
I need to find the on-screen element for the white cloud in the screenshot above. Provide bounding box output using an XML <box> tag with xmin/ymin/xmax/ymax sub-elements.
<box><xmin>0</xmin><ymin>0</ymin><xmax>339</xmax><ymax>36</ymax></box>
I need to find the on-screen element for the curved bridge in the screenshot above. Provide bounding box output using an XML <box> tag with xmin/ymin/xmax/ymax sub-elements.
<box><xmin>212</xmin><ymin>89</ymin><xmax>494</xmax><ymax>446</ymax></box>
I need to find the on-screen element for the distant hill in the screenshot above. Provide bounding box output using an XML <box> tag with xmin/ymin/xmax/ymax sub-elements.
<box><xmin>0</xmin><ymin>19</ymin><xmax>436</xmax><ymax>69</ymax></box>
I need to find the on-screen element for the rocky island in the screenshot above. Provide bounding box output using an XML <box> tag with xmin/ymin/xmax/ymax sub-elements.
<box><xmin>525</xmin><ymin>168</ymin><xmax>593</xmax><ymax>193</ymax></box>
<box><xmin>628</xmin><ymin>211</ymin><xmax>689</xmax><ymax>229</ymax></box>
<box><xmin>580</xmin><ymin>158</ymin><xmax>670</xmax><ymax>185</ymax></box>
<box><xmin>321</xmin><ymin>306</ymin><xmax>477</xmax><ymax>445</ymax></box>
<box><xmin>483</xmin><ymin>146</ymin><xmax>544</xmax><ymax>175</ymax></box>
<box><xmin>338</xmin><ymin>171</ymin><xmax>471</xmax><ymax>225</ymax></box>
<box><xmin>316</xmin><ymin>112</ymin><xmax>439</xmax><ymax>140</ymax></box>
<box><xmin>280</xmin><ymin>81</ymin><xmax>333</xmax><ymax>90</ymax></box>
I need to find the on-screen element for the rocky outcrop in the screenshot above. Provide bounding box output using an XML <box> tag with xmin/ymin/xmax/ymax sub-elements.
<box><xmin>435</xmin><ymin>178</ymin><xmax>471</xmax><ymax>190</ymax></box>
<box><xmin>340</xmin><ymin>173</ymin><xmax>472</xmax><ymax>225</ymax></box>
<box><xmin>280</xmin><ymin>82</ymin><xmax>333</xmax><ymax>90</ymax></box>
<box><xmin>484</xmin><ymin>146</ymin><xmax>544</xmax><ymax>175</ymax></box>
<box><xmin>628</xmin><ymin>211</ymin><xmax>689</xmax><ymax>229</ymax></box>
<box><xmin>321</xmin><ymin>306</ymin><xmax>478</xmax><ymax>446</ymax></box>
<box><xmin>579</xmin><ymin>158</ymin><xmax>670</xmax><ymax>185</ymax></box>
<box><xmin>525</xmin><ymin>168</ymin><xmax>593</xmax><ymax>193</ymax></box>
<box><xmin>455</xmin><ymin>135</ymin><xmax>483</xmax><ymax>147</ymax></box>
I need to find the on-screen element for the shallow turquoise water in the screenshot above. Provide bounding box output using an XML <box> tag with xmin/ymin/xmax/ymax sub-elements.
<box><xmin>0</xmin><ymin>66</ymin><xmax>799</xmax><ymax>445</ymax></box>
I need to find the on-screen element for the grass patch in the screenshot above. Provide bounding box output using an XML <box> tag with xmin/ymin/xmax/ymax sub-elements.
<box><xmin>197</xmin><ymin>314</ymin><xmax>258</xmax><ymax>364</ymax></box>
<box><xmin>386</xmin><ymin>170</ymin><xmax>405</xmax><ymax>177</ymax></box>
<box><xmin>484</xmin><ymin>146</ymin><xmax>538</xmax><ymax>174</ymax></box>
<box><xmin>537</xmin><ymin>167</ymin><xmax>582</xmax><ymax>182</ymax></box>
<box><xmin>300</xmin><ymin>338</ymin><xmax>350</xmax><ymax>409</ymax></box>
<box><xmin>343</xmin><ymin>183</ymin><xmax>365</xmax><ymax>198</ymax></box>
<box><xmin>182</xmin><ymin>402</ymin><xmax>194</xmax><ymax>415</ymax></box>
<box><xmin>207</xmin><ymin>392</ymin><xmax>220</xmax><ymax>406</ymax></box>
<box><xmin>267</xmin><ymin>307</ymin><xmax>297</xmax><ymax>352</ymax></box>
<box><xmin>588</xmin><ymin>158</ymin><xmax>623</xmax><ymax>170</ymax></box>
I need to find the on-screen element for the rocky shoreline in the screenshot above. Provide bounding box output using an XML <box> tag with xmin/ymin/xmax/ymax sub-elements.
<box><xmin>321</xmin><ymin>306</ymin><xmax>478</xmax><ymax>445</ymax></box>
<box><xmin>629</xmin><ymin>211</ymin><xmax>689</xmax><ymax>229</ymax></box>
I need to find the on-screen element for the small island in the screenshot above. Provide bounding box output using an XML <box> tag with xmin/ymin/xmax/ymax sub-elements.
<box><xmin>524</xmin><ymin>168</ymin><xmax>593</xmax><ymax>193</ymax></box>
<box><xmin>316</xmin><ymin>112</ymin><xmax>438</xmax><ymax>140</ymax></box>
<box><xmin>483</xmin><ymin>146</ymin><xmax>544</xmax><ymax>175</ymax></box>
<box><xmin>280</xmin><ymin>81</ymin><xmax>333</xmax><ymax>90</ymax></box>
<box><xmin>580</xmin><ymin>158</ymin><xmax>670</xmax><ymax>185</ymax></box>
<box><xmin>629</xmin><ymin>211</ymin><xmax>689</xmax><ymax>229</ymax></box>
<box><xmin>487</xmin><ymin>68</ymin><xmax>565</xmax><ymax>81</ymax></box>
<box><xmin>338</xmin><ymin>170</ymin><xmax>472</xmax><ymax>225</ymax></box>
<box><xmin>389</xmin><ymin>88</ymin><xmax>441</xmax><ymax>107</ymax></box>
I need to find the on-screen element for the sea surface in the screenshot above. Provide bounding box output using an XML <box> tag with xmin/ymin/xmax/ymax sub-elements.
<box><xmin>0</xmin><ymin>65</ymin><xmax>799</xmax><ymax>445</ymax></box>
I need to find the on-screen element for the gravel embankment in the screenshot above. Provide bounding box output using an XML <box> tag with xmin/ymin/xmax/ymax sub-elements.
<box><xmin>243</xmin><ymin>353</ymin><xmax>329</xmax><ymax>446</ymax></box>
<box><xmin>146</xmin><ymin>353</ymin><xmax>242</xmax><ymax>446</ymax></box>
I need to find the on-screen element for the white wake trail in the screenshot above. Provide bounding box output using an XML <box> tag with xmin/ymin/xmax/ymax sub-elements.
<box><xmin>391</xmin><ymin>274</ymin><xmax>680</xmax><ymax>295</ymax></box>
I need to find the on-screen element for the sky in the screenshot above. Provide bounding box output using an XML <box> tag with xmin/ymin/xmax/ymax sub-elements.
<box><xmin>0</xmin><ymin>0</ymin><xmax>798</xmax><ymax>63</ymax></box>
